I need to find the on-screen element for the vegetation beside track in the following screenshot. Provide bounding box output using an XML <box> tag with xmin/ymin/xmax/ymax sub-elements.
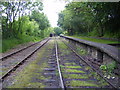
<box><xmin>68</xmin><ymin>36</ymin><xmax>119</xmax><ymax>44</ymax></box>
<box><xmin>1</xmin><ymin>2</ymin><xmax>54</xmax><ymax>53</ymax></box>
<box><xmin>1</xmin><ymin>36</ymin><xmax>43</xmax><ymax>53</ymax></box>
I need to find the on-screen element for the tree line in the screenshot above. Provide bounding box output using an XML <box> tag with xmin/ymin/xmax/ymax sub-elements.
<box><xmin>58</xmin><ymin>2</ymin><xmax>120</xmax><ymax>38</ymax></box>
<box><xmin>1</xmin><ymin>1</ymin><xmax>50</xmax><ymax>39</ymax></box>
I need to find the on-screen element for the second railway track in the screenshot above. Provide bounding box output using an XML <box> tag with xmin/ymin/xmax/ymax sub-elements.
<box><xmin>1</xmin><ymin>38</ymin><xmax>50</xmax><ymax>82</ymax></box>
<box><xmin>1</xmin><ymin>38</ymin><xmax>48</xmax><ymax>61</ymax></box>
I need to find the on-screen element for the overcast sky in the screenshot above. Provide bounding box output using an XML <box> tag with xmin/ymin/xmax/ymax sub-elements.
<box><xmin>43</xmin><ymin>0</ymin><xmax>67</xmax><ymax>27</ymax></box>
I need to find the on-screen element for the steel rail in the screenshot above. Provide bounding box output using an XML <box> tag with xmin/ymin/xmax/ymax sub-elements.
<box><xmin>54</xmin><ymin>37</ymin><xmax>65</xmax><ymax>89</ymax></box>
<box><xmin>0</xmin><ymin>38</ymin><xmax>47</xmax><ymax>61</ymax></box>
<box><xmin>1</xmin><ymin>38</ymin><xmax>50</xmax><ymax>82</ymax></box>
<box><xmin>61</xmin><ymin>38</ymin><xmax>117</xmax><ymax>88</ymax></box>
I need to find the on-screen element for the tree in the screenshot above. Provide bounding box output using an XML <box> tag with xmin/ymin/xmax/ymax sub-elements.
<box><xmin>58</xmin><ymin>2</ymin><xmax>120</xmax><ymax>38</ymax></box>
<box><xmin>1</xmin><ymin>1</ymin><xmax>43</xmax><ymax>39</ymax></box>
<box><xmin>54</xmin><ymin>27</ymin><xmax>63</xmax><ymax>35</ymax></box>
<box><xmin>30</xmin><ymin>10</ymin><xmax>50</xmax><ymax>30</ymax></box>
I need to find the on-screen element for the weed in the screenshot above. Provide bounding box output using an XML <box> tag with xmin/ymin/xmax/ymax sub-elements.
<box><xmin>100</xmin><ymin>61</ymin><xmax>116</xmax><ymax>74</ymax></box>
<box><xmin>100</xmin><ymin>65</ymin><xmax>107</xmax><ymax>71</ymax></box>
<box><xmin>85</xmin><ymin>66</ymin><xmax>91</xmax><ymax>70</ymax></box>
<box><xmin>77</xmin><ymin>47</ymin><xmax>87</xmax><ymax>55</ymax></box>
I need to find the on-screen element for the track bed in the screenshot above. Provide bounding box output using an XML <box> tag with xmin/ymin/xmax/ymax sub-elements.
<box><xmin>2</xmin><ymin>37</ymin><xmax>115</xmax><ymax>89</ymax></box>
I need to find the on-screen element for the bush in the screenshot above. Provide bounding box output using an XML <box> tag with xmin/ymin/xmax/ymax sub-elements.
<box><xmin>100</xmin><ymin>61</ymin><xmax>116</xmax><ymax>74</ymax></box>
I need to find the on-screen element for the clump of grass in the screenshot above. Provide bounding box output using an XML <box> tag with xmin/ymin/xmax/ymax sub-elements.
<box><xmin>85</xmin><ymin>66</ymin><xmax>91</xmax><ymax>70</ymax></box>
<box><xmin>66</xmin><ymin>66</ymin><xmax>82</xmax><ymax>69</ymax></box>
<box><xmin>100</xmin><ymin>61</ymin><xmax>116</xmax><ymax>74</ymax></box>
<box><xmin>64</xmin><ymin>74</ymin><xmax>88</xmax><ymax>79</ymax></box>
<box><xmin>66</xmin><ymin>69</ymin><xmax>85</xmax><ymax>73</ymax></box>
<box><xmin>60</xmin><ymin>65</ymin><xmax>65</xmax><ymax>68</ymax></box>
<box><xmin>68</xmin><ymin>80</ymin><xmax>98</xmax><ymax>87</ymax></box>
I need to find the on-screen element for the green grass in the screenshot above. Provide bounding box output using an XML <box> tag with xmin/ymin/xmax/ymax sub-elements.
<box><xmin>85</xmin><ymin>66</ymin><xmax>91</xmax><ymax>70</ymax></box>
<box><xmin>64</xmin><ymin>74</ymin><xmax>88</xmax><ymax>79</ymax></box>
<box><xmin>65</xmin><ymin>63</ymin><xmax>76</xmax><ymax>66</ymax></box>
<box><xmin>66</xmin><ymin>69</ymin><xmax>85</xmax><ymax>73</ymax></box>
<box><xmin>68</xmin><ymin>80</ymin><xmax>98</xmax><ymax>87</ymax></box>
<box><xmin>69</xmin><ymin>36</ymin><xmax>119</xmax><ymax>44</ymax></box>
<box><xmin>57</xmin><ymin>40</ymin><xmax>71</xmax><ymax>55</ymax></box>
<box><xmin>0</xmin><ymin>39</ymin><xmax>2</xmax><ymax>53</ymax></box>
<box><xmin>1</xmin><ymin>36</ymin><xmax>43</xmax><ymax>53</ymax></box>
<box><xmin>8</xmin><ymin>62</ymin><xmax>46</xmax><ymax>88</ymax></box>
<box><xmin>8</xmin><ymin>46</ymin><xmax>48</xmax><ymax>88</ymax></box>
<box><xmin>66</xmin><ymin>66</ymin><xmax>82</xmax><ymax>69</ymax></box>
<box><xmin>57</xmin><ymin>40</ymin><xmax>68</xmax><ymax>49</ymax></box>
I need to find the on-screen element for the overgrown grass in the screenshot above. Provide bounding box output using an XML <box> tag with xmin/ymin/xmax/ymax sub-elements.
<box><xmin>65</xmin><ymin>66</ymin><xmax>82</xmax><ymax>69</ymax></box>
<box><xmin>64</xmin><ymin>74</ymin><xmax>88</xmax><ymax>79</ymax></box>
<box><xmin>8</xmin><ymin>45</ymin><xmax>48</xmax><ymax>88</ymax></box>
<box><xmin>8</xmin><ymin>62</ymin><xmax>46</xmax><ymax>88</ymax></box>
<box><xmin>69</xmin><ymin>36</ymin><xmax>119</xmax><ymax>44</ymax></box>
<box><xmin>68</xmin><ymin>80</ymin><xmax>98</xmax><ymax>87</ymax></box>
<box><xmin>57</xmin><ymin>40</ymin><xmax>70</xmax><ymax>55</ymax></box>
<box><xmin>1</xmin><ymin>36</ymin><xmax>43</xmax><ymax>53</ymax></box>
<box><xmin>66</xmin><ymin>69</ymin><xmax>85</xmax><ymax>73</ymax></box>
<box><xmin>76</xmin><ymin>47</ymin><xmax>87</xmax><ymax>55</ymax></box>
<box><xmin>65</xmin><ymin>63</ymin><xmax>76</xmax><ymax>66</ymax></box>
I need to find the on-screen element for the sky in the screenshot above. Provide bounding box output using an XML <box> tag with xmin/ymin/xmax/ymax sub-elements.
<box><xmin>43</xmin><ymin>0</ymin><xmax>67</xmax><ymax>27</ymax></box>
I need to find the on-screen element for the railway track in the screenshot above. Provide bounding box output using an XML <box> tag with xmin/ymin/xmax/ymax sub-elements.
<box><xmin>59</xmin><ymin>37</ymin><xmax>118</xmax><ymax>88</ymax></box>
<box><xmin>44</xmin><ymin>37</ymin><xmax>114</xmax><ymax>88</ymax></box>
<box><xmin>1</xmin><ymin>38</ymin><xmax>47</xmax><ymax>61</ymax></box>
<box><xmin>1</xmin><ymin>38</ymin><xmax>50</xmax><ymax>82</ymax></box>
<box><xmin>55</xmin><ymin>38</ymin><xmax>65</xmax><ymax>89</ymax></box>
<box><xmin>1</xmin><ymin>37</ymin><xmax>118</xmax><ymax>89</ymax></box>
